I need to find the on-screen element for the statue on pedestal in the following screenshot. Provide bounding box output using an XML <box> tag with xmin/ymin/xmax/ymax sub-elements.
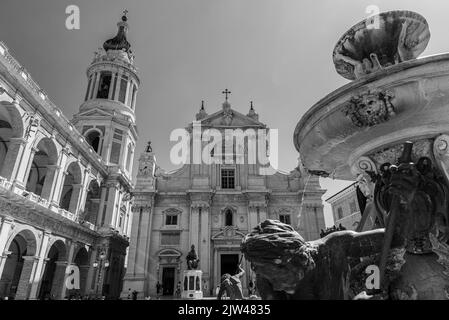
<box><xmin>146</xmin><ymin>141</ymin><xmax>153</xmax><ymax>153</ymax></box>
<box><xmin>186</xmin><ymin>245</ymin><xmax>200</xmax><ymax>270</ymax></box>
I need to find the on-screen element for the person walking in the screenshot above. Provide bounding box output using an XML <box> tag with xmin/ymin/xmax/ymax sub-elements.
<box><xmin>175</xmin><ymin>281</ymin><xmax>181</xmax><ymax>298</ymax></box>
<box><xmin>156</xmin><ymin>281</ymin><xmax>162</xmax><ymax>299</ymax></box>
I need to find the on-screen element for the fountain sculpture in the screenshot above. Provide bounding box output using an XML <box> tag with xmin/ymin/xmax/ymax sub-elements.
<box><xmin>242</xmin><ymin>10</ymin><xmax>449</xmax><ymax>300</ymax></box>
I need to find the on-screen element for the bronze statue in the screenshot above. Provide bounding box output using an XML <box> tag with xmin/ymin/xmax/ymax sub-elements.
<box><xmin>242</xmin><ymin>142</ymin><xmax>449</xmax><ymax>300</ymax></box>
<box><xmin>217</xmin><ymin>265</ymin><xmax>245</xmax><ymax>300</ymax></box>
<box><xmin>186</xmin><ymin>245</ymin><xmax>200</xmax><ymax>270</ymax></box>
<box><xmin>241</xmin><ymin>219</ymin><xmax>402</xmax><ymax>299</ymax></box>
<box><xmin>145</xmin><ymin>141</ymin><xmax>152</xmax><ymax>153</ymax></box>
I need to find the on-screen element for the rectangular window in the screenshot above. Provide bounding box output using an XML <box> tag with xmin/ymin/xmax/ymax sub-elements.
<box><xmin>165</xmin><ymin>214</ymin><xmax>178</xmax><ymax>225</ymax></box>
<box><xmin>279</xmin><ymin>214</ymin><xmax>291</xmax><ymax>225</ymax></box>
<box><xmin>161</xmin><ymin>232</ymin><xmax>180</xmax><ymax>245</ymax></box>
<box><xmin>221</xmin><ymin>169</ymin><xmax>235</xmax><ymax>189</ymax></box>
<box><xmin>110</xmin><ymin>129</ymin><xmax>123</xmax><ymax>165</ymax></box>
<box><xmin>350</xmin><ymin>201</ymin><xmax>357</xmax><ymax>213</ymax></box>
<box><xmin>118</xmin><ymin>77</ymin><xmax>128</xmax><ymax>103</ymax></box>
<box><xmin>110</xmin><ymin>141</ymin><xmax>122</xmax><ymax>164</ymax></box>
<box><xmin>337</xmin><ymin>207</ymin><xmax>343</xmax><ymax>220</ymax></box>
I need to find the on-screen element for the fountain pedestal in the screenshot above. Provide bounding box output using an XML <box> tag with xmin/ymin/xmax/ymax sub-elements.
<box><xmin>181</xmin><ymin>270</ymin><xmax>203</xmax><ymax>299</ymax></box>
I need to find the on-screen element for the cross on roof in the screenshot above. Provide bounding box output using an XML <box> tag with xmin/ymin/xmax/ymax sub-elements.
<box><xmin>222</xmin><ymin>89</ymin><xmax>231</xmax><ymax>101</ymax></box>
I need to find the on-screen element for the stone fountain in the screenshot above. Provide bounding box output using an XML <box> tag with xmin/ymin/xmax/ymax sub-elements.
<box><xmin>242</xmin><ymin>10</ymin><xmax>449</xmax><ymax>300</ymax></box>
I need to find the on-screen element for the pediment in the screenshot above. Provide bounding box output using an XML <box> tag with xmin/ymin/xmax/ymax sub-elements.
<box><xmin>76</xmin><ymin>107</ymin><xmax>113</xmax><ymax>118</ymax></box>
<box><xmin>199</xmin><ymin>108</ymin><xmax>266</xmax><ymax>128</ymax></box>
<box><xmin>211</xmin><ymin>226</ymin><xmax>245</xmax><ymax>240</ymax></box>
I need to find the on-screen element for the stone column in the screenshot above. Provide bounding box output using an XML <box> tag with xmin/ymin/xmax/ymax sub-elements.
<box><xmin>114</xmin><ymin>71</ymin><xmax>123</xmax><ymax>101</ymax></box>
<box><xmin>104</xmin><ymin>183</ymin><xmax>119</xmax><ymax>228</ymax></box>
<box><xmin>108</xmin><ymin>73</ymin><xmax>116</xmax><ymax>100</ymax></box>
<box><xmin>77</xmin><ymin>169</ymin><xmax>92</xmax><ymax>219</ymax></box>
<box><xmin>15</xmin><ymin>256</ymin><xmax>38</xmax><ymax>300</ymax></box>
<box><xmin>113</xmin><ymin>191</ymin><xmax>123</xmax><ymax>228</ymax></box>
<box><xmin>92</xmin><ymin>72</ymin><xmax>101</xmax><ymax>99</ymax></box>
<box><xmin>0</xmin><ymin>217</ymin><xmax>14</xmax><ymax>254</ymax></box>
<box><xmin>125</xmin><ymin>206</ymin><xmax>141</xmax><ymax>276</ymax></box>
<box><xmin>213</xmin><ymin>249</ymin><xmax>218</xmax><ymax>292</ymax></box>
<box><xmin>199</xmin><ymin>205</ymin><xmax>210</xmax><ymax>295</ymax></box>
<box><xmin>0</xmin><ymin>137</ymin><xmax>26</xmax><ymax>181</ymax></box>
<box><xmin>124</xmin><ymin>79</ymin><xmax>131</xmax><ymax>107</ymax></box>
<box><xmin>40</xmin><ymin>165</ymin><xmax>60</xmax><ymax>201</ymax></box>
<box><xmin>248</xmin><ymin>205</ymin><xmax>258</xmax><ymax>231</ymax></box>
<box><xmin>50</xmin><ymin>261</ymin><xmax>67</xmax><ymax>299</ymax></box>
<box><xmin>50</xmin><ymin>149</ymin><xmax>69</xmax><ymax>206</ymax></box>
<box><xmin>132</xmin><ymin>83</ymin><xmax>138</xmax><ymax>110</ymax></box>
<box><xmin>85</xmin><ymin>248</ymin><xmax>97</xmax><ymax>296</ymax></box>
<box><xmin>0</xmin><ymin>217</ymin><xmax>14</xmax><ymax>279</ymax></box>
<box><xmin>17</xmin><ymin>146</ymin><xmax>37</xmax><ymax>190</ymax></box>
<box><xmin>79</xmin><ymin>265</ymin><xmax>89</xmax><ymax>295</ymax></box>
<box><xmin>137</xmin><ymin>205</ymin><xmax>151</xmax><ymax>276</ymax></box>
<box><xmin>58</xmin><ymin>242</ymin><xmax>76</xmax><ymax>299</ymax></box>
<box><xmin>28</xmin><ymin>230</ymin><xmax>51</xmax><ymax>299</ymax></box>
<box><xmin>88</xmin><ymin>73</ymin><xmax>97</xmax><ymax>99</ymax></box>
<box><xmin>189</xmin><ymin>206</ymin><xmax>200</xmax><ymax>251</ymax></box>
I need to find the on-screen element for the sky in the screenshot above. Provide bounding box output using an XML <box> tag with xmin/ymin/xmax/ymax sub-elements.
<box><xmin>1</xmin><ymin>0</ymin><xmax>448</xmax><ymax>227</ymax></box>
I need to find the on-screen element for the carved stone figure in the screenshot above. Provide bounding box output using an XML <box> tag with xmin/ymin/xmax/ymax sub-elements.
<box><xmin>333</xmin><ymin>11</ymin><xmax>430</xmax><ymax>80</ymax></box>
<box><xmin>343</xmin><ymin>90</ymin><xmax>395</xmax><ymax>127</ymax></box>
<box><xmin>243</xmin><ymin>142</ymin><xmax>449</xmax><ymax>299</ymax></box>
<box><xmin>186</xmin><ymin>245</ymin><xmax>200</xmax><ymax>270</ymax></box>
<box><xmin>366</xmin><ymin>142</ymin><xmax>449</xmax><ymax>298</ymax></box>
<box><xmin>241</xmin><ymin>219</ymin><xmax>401</xmax><ymax>299</ymax></box>
<box><xmin>217</xmin><ymin>265</ymin><xmax>245</xmax><ymax>300</ymax></box>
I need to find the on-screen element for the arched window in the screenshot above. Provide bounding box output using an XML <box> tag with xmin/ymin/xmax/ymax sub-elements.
<box><xmin>84</xmin><ymin>180</ymin><xmax>101</xmax><ymax>225</ymax></box>
<box><xmin>25</xmin><ymin>138</ymin><xmax>58</xmax><ymax>199</ymax></box>
<box><xmin>96</xmin><ymin>72</ymin><xmax>112</xmax><ymax>99</ymax></box>
<box><xmin>59</xmin><ymin>162</ymin><xmax>82</xmax><ymax>213</ymax></box>
<box><xmin>85</xmin><ymin>130</ymin><xmax>101</xmax><ymax>154</ymax></box>
<box><xmin>225</xmin><ymin>209</ymin><xmax>233</xmax><ymax>226</ymax></box>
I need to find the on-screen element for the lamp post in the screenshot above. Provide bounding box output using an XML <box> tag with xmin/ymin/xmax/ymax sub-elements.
<box><xmin>94</xmin><ymin>250</ymin><xmax>109</xmax><ymax>299</ymax></box>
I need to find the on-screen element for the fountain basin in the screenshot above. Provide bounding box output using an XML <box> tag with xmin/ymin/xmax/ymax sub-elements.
<box><xmin>293</xmin><ymin>53</ymin><xmax>449</xmax><ymax>180</ymax></box>
<box><xmin>333</xmin><ymin>10</ymin><xmax>430</xmax><ymax>80</ymax></box>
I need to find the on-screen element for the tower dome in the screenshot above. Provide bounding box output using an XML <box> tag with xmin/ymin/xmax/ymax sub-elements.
<box><xmin>77</xmin><ymin>10</ymin><xmax>140</xmax><ymax>122</ymax></box>
<box><xmin>103</xmin><ymin>13</ymin><xmax>131</xmax><ymax>53</ymax></box>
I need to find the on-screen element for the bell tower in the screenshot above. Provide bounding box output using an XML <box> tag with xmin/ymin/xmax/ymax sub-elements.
<box><xmin>72</xmin><ymin>10</ymin><xmax>139</xmax><ymax>179</ymax></box>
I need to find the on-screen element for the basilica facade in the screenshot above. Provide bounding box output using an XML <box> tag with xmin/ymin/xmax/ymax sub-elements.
<box><xmin>0</xmin><ymin>13</ymin><xmax>138</xmax><ymax>299</ymax></box>
<box><xmin>122</xmin><ymin>97</ymin><xmax>326</xmax><ymax>298</ymax></box>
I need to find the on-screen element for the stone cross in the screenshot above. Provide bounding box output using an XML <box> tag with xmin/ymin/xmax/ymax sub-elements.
<box><xmin>222</xmin><ymin>89</ymin><xmax>231</xmax><ymax>101</ymax></box>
